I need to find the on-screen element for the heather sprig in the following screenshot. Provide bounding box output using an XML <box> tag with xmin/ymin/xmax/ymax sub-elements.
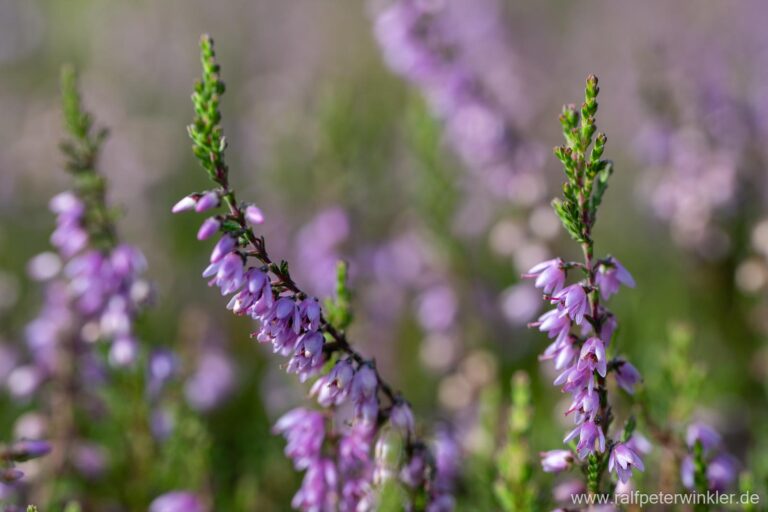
<box><xmin>175</xmin><ymin>34</ymin><xmax>442</xmax><ymax>510</ymax></box>
<box><xmin>8</xmin><ymin>68</ymin><xmax>198</xmax><ymax>509</ymax></box>
<box><xmin>525</xmin><ymin>76</ymin><xmax>645</xmax><ymax>495</ymax></box>
<box><xmin>21</xmin><ymin>69</ymin><xmax>152</xmax><ymax>502</ymax></box>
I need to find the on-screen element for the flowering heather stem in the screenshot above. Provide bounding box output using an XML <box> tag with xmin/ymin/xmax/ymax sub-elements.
<box><xmin>179</xmin><ymin>35</ymin><xmax>444</xmax><ymax>509</ymax></box>
<box><xmin>525</xmin><ymin>76</ymin><xmax>645</xmax><ymax>495</ymax></box>
<box><xmin>28</xmin><ymin>66</ymin><xmax>153</xmax><ymax>507</ymax></box>
<box><xmin>35</xmin><ymin>66</ymin><xmax>117</xmax><ymax>504</ymax></box>
<box><xmin>189</xmin><ymin>34</ymin><xmax>404</xmax><ymax>409</ymax></box>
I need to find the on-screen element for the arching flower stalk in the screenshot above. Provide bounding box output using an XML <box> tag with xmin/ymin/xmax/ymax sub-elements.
<box><xmin>174</xmin><ymin>35</ymin><xmax>446</xmax><ymax>510</ymax></box>
<box><xmin>524</xmin><ymin>76</ymin><xmax>646</xmax><ymax>494</ymax></box>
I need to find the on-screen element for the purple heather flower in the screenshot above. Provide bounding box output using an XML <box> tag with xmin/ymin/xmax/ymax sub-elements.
<box><xmin>274</xmin><ymin>408</ymin><xmax>325</xmax><ymax>470</ymax></box>
<box><xmin>686</xmin><ymin>423</ymin><xmax>722</xmax><ymax>453</ymax></box>
<box><xmin>350</xmin><ymin>366</ymin><xmax>379</xmax><ymax>426</ymax></box>
<box><xmin>553</xmin><ymin>364</ymin><xmax>594</xmax><ymax>394</ymax></box>
<box><xmin>50</xmin><ymin>191</ymin><xmax>84</xmax><ymax>216</ymax></box>
<box><xmin>171</xmin><ymin>195</ymin><xmax>197</xmax><ymax>213</ymax></box>
<box><xmin>350</xmin><ymin>365</ymin><xmax>378</xmax><ymax>404</ymax></box>
<box><xmin>524</xmin><ymin>258</ymin><xmax>566</xmax><ymax>295</ymax></box>
<box><xmin>299</xmin><ymin>297</ymin><xmax>322</xmax><ymax>332</ymax></box>
<box><xmin>565</xmin><ymin>386</ymin><xmax>600</xmax><ymax>422</ymax></box>
<box><xmin>681</xmin><ymin>453</ymin><xmax>738</xmax><ymax>492</ymax></box>
<box><xmin>254</xmin><ymin>298</ymin><xmax>304</xmax><ymax>357</ymax></box>
<box><xmin>431</xmin><ymin>428</ymin><xmax>459</xmax><ymax>508</ymax></box>
<box><xmin>540</xmin><ymin>335</ymin><xmax>577</xmax><ymax>370</ymax></box>
<box><xmin>292</xmin><ymin>458</ymin><xmax>338</xmax><ymax>511</ymax></box>
<box><xmin>339</xmin><ymin>424</ymin><xmax>373</xmax><ymax>474</ymax></box>
<box><xmin>5</xmin><ymin>439</ymin><xmax>52</xmax><ymax>461</ymax></box>
<box><xmin>540</xmin><ymin>450</ymin><xmax>574</xmax><ymax>473</ymax></box>
<box><xmin>197</xmin><ymin>217</ymin><xmax>220</xmax><ymax>240</ymax></box>
<box><xmin>355</xmin><ymin>397</ymin><xmax>379</xmax><ymax>427</ymax></box>
<box><xmin>194</xmin><ymin>191</ymin><xmax>220</xmax><ymax>212</ymax></box>
<box><xmin>209</xmin><ymin>235</ymin><xmax>237</xmax><ymax>263</ymax></box>
<box><xmin>401</xmin><ymin>450</ymin><xmax>428</xmax><ymax>487</ymax></box>
<box><xmin>311</xmin><ymin>359</ymin><xmax>354</xmax><ymax>407</ymax></box>
<box><xmin>608</xmin><ymin>442</ymin><xmax>644</xmax><ymax>483</ymax></box>
<box><xmin>534</xmin><ymin>307</ymin><xmax>572</xmax><ymax>345</ymax></box>
<box><xmin>596</xmin><ymin>257</ymin><xmax>635</xmax><ymax>300</ymax></box>
<box><xmin>111</xmin><ymin>244</ymin><xmax>147</xmax><ymax>277</ymax></box>
<box><xmin>341</xmin><ymin>479</ymin><xmax>373</xmax><ymax>512</ymax></box>
<box><xmin>390</xmin><ymin>402</ymin><xmax>415</xmax><ymax>436</ymax></box>
<box><xmin>203</xmin><ymin>252</ymin><xmax>245</xmax><ymax>295</ymax></box>
<box><xmin>552</xmin><ymin>284</ymin><xmax>590</xmax><ymax>324</ymax></box>
<box><xmin>227</xmin><ymin>268</ymin><xmax>273</xmax><ymax>316</ymax></box>
<box><xmin>565</xmin><ymin>420</ymin><xmax>605</xmax><ymax>459</ymax></box>
<box><xmin>577</xmin><ymin>337</ymin><xmax>607</xmax><ymax>378</ymax></box>
<box><xmin>245</xmin><ymin>205</ymin><xmax>265</xmax><ymax>225</ymax></box>
<box><xmin>614</xmin><ymin>359</ymin><xmax>641</xmax><ymax>394</ymax></box>
<box><xmin>599</xmin><ymin>313</ymin><xmax>618</xmax><ymax>344</ymax></box>
<box><xmin>680</xmin><ymin>455</ymin><xmax>695</xmax><ymax>489</ymax></box>
<box><xmin>706</xmin><ymin>454</ymin><xmax>738</xmax><ymax>491</ymax></box>
<box><xmin>149</xmin><ymin>491</ymin><xmax>205</xmax><ymax>512</ymax></box>
<box><xmin>286</xmin><ymin>331</ymin><xmax>326</xmax><ymax>383</ymax></box>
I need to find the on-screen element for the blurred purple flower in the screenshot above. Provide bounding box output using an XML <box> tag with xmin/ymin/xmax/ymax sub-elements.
<box><xmin>540</xmin><ymin>450</ymin><xmax>574</xmax><ymax>473</ymax></box>
<box><xmin>150</xmin><ymin>491</ymin><xmax>205</xmax><ymax>512</ymax></box>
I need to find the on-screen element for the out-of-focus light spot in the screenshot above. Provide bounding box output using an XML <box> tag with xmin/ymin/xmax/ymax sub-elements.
<box><xmin>751</xmin><ymin>218</ymin><xmax>768</xmax><ymax>258</ymax></box>
<box><xmin>735</xmin><ymin>259</ymin><xmax>767</xmax><ymax>294</ymax></box>
<box><xmin>26</xmin><ymin>252</ymin><xmax>61</xmax><ymax>281</ymax></box>
<box><xmin>513</xmin><ymin>243</ymin><xmax>549</xmax><ymax>274</ymax></box>
<box><xmin>488</xmin><ymin>219</ymin><xmax>525</xmax><ymax>257</ymax></box>
<box><xmin>419</xmin><ymin>333</ymin><xmax>458</xmax><ymax>372</ymax></box>
<box><xmin>529</xmin><ymin>204</ymin><xmax>561</xmax><ymax>240</ymax></box>
<box><xmin>438</xmin><ymin>374</ymin><xmax>472</xmax><ymax>410</ymax></box>
<box><xmin>459</xmin><ymin>350</ymin><xmax>497</xmax><ymax>388</ymax></box>
<box><xmin>500</xmin><ymin>283</ymin><xmax>540</xmax><ymax>326</ymax></box>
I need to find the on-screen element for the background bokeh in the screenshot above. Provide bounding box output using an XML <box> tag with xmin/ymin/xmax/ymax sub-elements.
<box><xmin>1</xmin><ymin>0</ymin><xmax>768</xmax><ymax>509</ymax></box>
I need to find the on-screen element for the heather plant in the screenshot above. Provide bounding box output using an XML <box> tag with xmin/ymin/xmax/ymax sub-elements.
<box><xmin>1</xmin><ymin>67</ymin><xmax>210</xmax><ymax>511</ymax></box>
<box><xmin>172</xmin><ymin>35</ymin><xmax>456</xmax><ymax>511</ymax></box>
<box><xmin>524</xmin><ymin>75</ymin><xmax>646</xmax><ymax>496</ymax></box>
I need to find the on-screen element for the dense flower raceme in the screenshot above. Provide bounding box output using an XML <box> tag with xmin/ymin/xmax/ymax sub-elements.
<box><xmin>1</xmin><ymin>191</ymin><xmax>151</xmax><ymax>489</ymax></box>
<box><xmin>175</xmin><ymin>35</ymin><xmax>450</xmax><ymax>511</ymax></box>
<box><xmin>522</xmin><ymin>77</ymin><xmax>648</xmax><ymax>492</ymax></box>
<box><xmin>174</xmin><ymin>188</ymin><xmax>452</xmax><ymax>509</ymax></box>
<box><xmin>24</xmin><ymin>192</ymin><xmax>150</xmax><ymax>377</ymax></box>
<box><xmin>527</xmin><ymin>253</ymin><xmax>645</xmax><ymax>483</ymax></box>
<box><xmin>681</xmin><ymin>423</ymin><xmax>738</xmax><ymax>492</ymax></box>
